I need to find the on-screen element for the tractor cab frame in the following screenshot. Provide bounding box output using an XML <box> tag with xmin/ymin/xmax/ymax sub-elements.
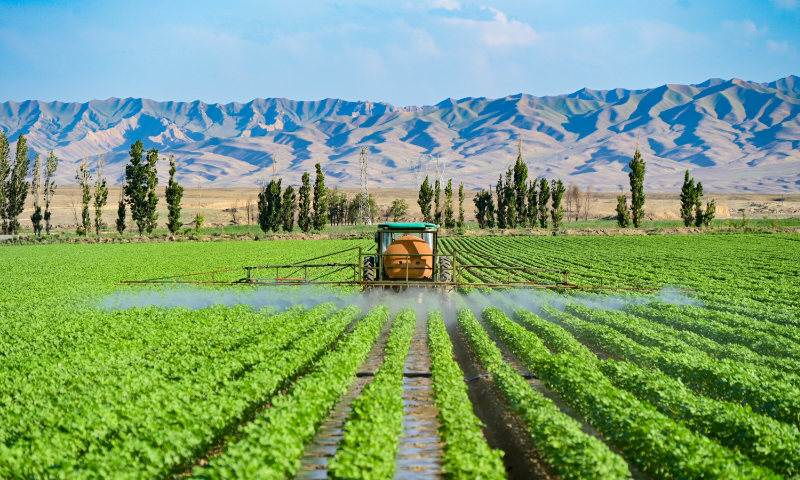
<box><xmin>361</xmin><ymin>222</ymin><xmax>452</xmax><ymax>285</ymax></box>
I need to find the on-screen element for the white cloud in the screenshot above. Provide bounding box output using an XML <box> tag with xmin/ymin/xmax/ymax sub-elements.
<box><xmin>425</xmin><ymin>0</ymin><xmax>461</xmax><ymax>10</ymax></box>
<box><xmin>769</xmin><ymin>0</ymin><xmax>798</xmax><ymax>8</ymax></box>
<box><xmin>722</xmin><ymin>20</ymin><xmax>767</xmax><ymax>37</ymax></box>
<box><xmin>442</xmin><ymin>6</ymin><xmax>538</xmax><ymax>47</ymax></box>
<box><xmin>767</xmin><ymin>39</ymin><xmax>790</xmax><ymax>53</ymax></box>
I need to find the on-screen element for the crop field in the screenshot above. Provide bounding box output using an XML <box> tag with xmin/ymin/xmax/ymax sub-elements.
<box><xmin>1</xmin><ymin>234</ymin><xmax>799</xmax><ymax>479</ymax></box>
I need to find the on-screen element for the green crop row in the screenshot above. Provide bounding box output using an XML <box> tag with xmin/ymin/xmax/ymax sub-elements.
<box><xmin>483</xmin><ymin>307</ymin><xmax>776</xmax><ymax>480</ymax></box>
<box><xmin>513</xmin><ymin>306</ymin><xmax>800</xmax><ymax>477</ymax></box>
<box><xmin>626</xmin><ymin>302</ymin><xmax>800</xmax><ymax>361</ymax></box>
<box><xmin>512</xmin><ymin>307</ymin><xmax>598</xmax><ymax>364</ymax></box>
<box><xmin>457</xmin><ymin>307</ymin><xmax>631</xmax><ymax>479</ymax></box>
<box><xmin>569</xmin><ymin>304</ymin><xmax>800</xmax><ymax>383</ymax></box>
<box><xmin>196</xmin><ymin>305</ymin><xmax>388</xmax><ymax>480</ymax></box>
<box><xmin>328</xmin><ymin>308</ymin><xmax>417</xmax><ymax>479</ymax></box>
<box><xmin>1</xmin><ymin>303</ymin><xmax>339</xmax><ymax>478</ymax></box>
<box><xmin>622</xmin><ymin>304</ymin><xmax>800</xmax><ymax>377</ymax></box>
<box><xmin>426</xmin><ymin>310</ymin><xmax>506</xmax><ymax>479</ymax></box>
<box><xmin>542</xmin><ymin>304</ymin><xmax>800</xmax><ymax>427</ymax></box>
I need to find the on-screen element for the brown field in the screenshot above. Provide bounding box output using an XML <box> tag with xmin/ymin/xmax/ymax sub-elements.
<box><xmin>16</xmin><ymin>186</ymin><xmax>800</xmax><ymax>232</ymax></box>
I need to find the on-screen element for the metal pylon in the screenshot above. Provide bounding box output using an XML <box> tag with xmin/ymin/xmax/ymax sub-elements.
<box><xmin>359</xmin><ymin>147</ymin><xmax>371</xmax><ymax>225</ymax></box>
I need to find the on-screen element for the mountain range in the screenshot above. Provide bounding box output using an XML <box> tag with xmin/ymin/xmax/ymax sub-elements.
<box><xmin>1</xmin><ymin>75</ymin><xmax>799</xmax><ymax>192</ymax></box>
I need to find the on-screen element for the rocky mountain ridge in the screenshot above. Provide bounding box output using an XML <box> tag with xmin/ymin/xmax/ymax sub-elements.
<box><xmin>1</xmin><ymin>75</ymin><xmax>799</xmax><ymax>192</ymax></box>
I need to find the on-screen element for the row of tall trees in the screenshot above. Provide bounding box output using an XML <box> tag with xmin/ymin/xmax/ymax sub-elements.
<box><xmin>680</xmin><ymin>170</ymin><xmax>716</xmax><ymax>227</ymax></box>
<box><xmin>417</xmin><ymin>177</ymin><xmax>466</xmax><ymax>228</ymax></box>
<box><xmin>257</xmin><ymin>163</ymin><xmax>330</xmax><ymax>234</ymax></box>
<box><xmin>468</xmin><ymin>143</ymin><xmax>569</xmax><ymax>231</ymax></box>
<box><xmin>0</xmin><ymin>132</ymin><xmax>60</xmax><ymax>236</ymax></box>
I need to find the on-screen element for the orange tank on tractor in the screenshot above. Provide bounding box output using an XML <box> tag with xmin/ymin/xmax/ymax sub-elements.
<box><xmin>362</xmin><ymin>222</ymin><xmax>451</xmax><ymax>285</ymax></box>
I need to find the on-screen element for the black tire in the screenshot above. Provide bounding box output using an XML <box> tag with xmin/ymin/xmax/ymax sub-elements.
<box><xmin>439</xmin><ymin>256</ymin><xmax>452</xmax><ymax>283</ymax></box>
<box><xmin>363</xmin><ymin>256</ymin><xmax>375</xmax><ymax>282</ymax></box>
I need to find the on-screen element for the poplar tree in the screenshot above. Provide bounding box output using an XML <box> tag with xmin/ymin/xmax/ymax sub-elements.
<box><xmin>43</xmin><ymin>150</ymin><xmax>58</xmax><ymax>235</ymax></box>
<box><xmin>30</xmin><ymin>154</ymin><xmax>43</xmax><ymax>236</ymax></box>
<box><xmin>537</xmin><ymin>177</ymin><xmax>550</xmax><ymax>229</ymax></box>
<box><xmin>628</xmin><ymin>147</ymin><xmax>646</xmax><ymax>227</ymax></box>
<box><xmin>693</xmin><ymin>181</ymin><xmax>705</xmax><ymax>228</ymax></box>
<box><xmin>124</xmin><ymin>140</ymin><xmax>158</xmax><ymax>236</ymax></box>
<box><xmin>513</xmin><ymin>141</ymin><xmax>528</xmax><ymax>227</ymax></box>
<box><xmin>505</xmin><ymin>167</ymin><xmax>517</xmax><ymax>228</ymax></box>
<box><xmin>472</xmin><ymin>190</ymin><xmax>487</xmax><ymax>228</ymax></box>
<box><xmin>616</xmin><ymin>195</ymin><xmax>630</xmax><ymax>228</ymax></box>
<box><xmin>0</xmin><ymin>131</ymin><xmax>9</xmax><ymax>234</ymax></box>
<box><xmin>312</xmin><ymin>163</ymin><xmax>328</xmax><ymax>230</ymax></box>
<box><xmin>526</xmin><ymin>180</ymin><xmax>537</xmax><ymax>227</ymax></box>
<box><xmin>679</xmin><ymin>170</ymin><xmax>695</xmax><ymax>227</ymax></box>
<box><xmin>417</xmin><ymin>175</ymin><xmax>433</xmax><ymax>223</ymax></box>
<box><xmin>6</xmin><ymin>133</ymin><xmax>31</xmax><ymax>234</ymax></box>
<box><xmin>444</xmin><ymin>179</ymin><xmax>455</xmax><ymax>228</ymax></box>
<box><xmin>75</xmin><ymin>156</ymin><xmax>91</xmax><ymax>237</ymax></box>
<box><xmin>550</xmin><ymin>179</ymin><xmax>565</xmax><ymax>230</ymax></box>
<box><xmin>434</xmin><ymin>178</ymin><xmax>441</xmax><ymax>224</ymax></box>
<box><xmin>485</xmin><ymin>188</ymin><xmax>496</xmax><ymax>228</ymax></box>
<box><xmin>704</xmin><ymin>199</ymin><xmax>716</xmax><ymax>225</ymax></box>
<box><xmin>281</xmin><ymin>184</ymin><xmax>296</xmax><ymax>232</ymax></box>
<box><xmin>298</xmin><ymin>172</ymin><xmax>312</xmax><ymax>233</ymax></box>
<box><xmin>144</xmin><ymin>149</ymin><xmax>159</xmax><ymax>234</ymax></box>
<box><xmin>165</xmin><ymin>154</ymin><xmax>183</xmax><ymax>235</ymax></box>
<box><xmin>115</xmin><ymin>177</ymin><xmax>126</xmax><ymax>235</ymax></box>
<box><xmin>269</xmin><ymin>178</ymin><xmax>282</xmax><ymax>232</ymax></box>
<box><xmin>495</xmin><ymin>175</ymin><xmax>506</xmax><ymax>228</ymax></box>
<box><xmin>457</xmin><ymin>182</ymin><xmax>465</xmax><ymax>228</ymax></box>
<box><xmin>257</xmin><ymin>178</ymin><xmax>282</xmax><ymax>233</ymax></box>
<box><xmin>93</xmin><ymin>154</ymin><xmax>109</xmax><ymax>237</ymax></box>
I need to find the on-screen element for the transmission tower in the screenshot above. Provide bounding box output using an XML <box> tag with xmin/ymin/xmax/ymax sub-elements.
<box><xmin>359</xmin><ymin>147</ymin><xmax>371</xmax><ymax>225</ymax></box>
<box><xmin>432</xmin><ymin>154</ymin><xmax>448</xmax><ymax>185</ymax></box>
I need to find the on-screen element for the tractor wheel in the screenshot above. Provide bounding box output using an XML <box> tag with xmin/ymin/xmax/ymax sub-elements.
<box><xmin>363</xmin><ymin>256</ymin><xmax>375</xmax><ymax>282</ymax></box>
<box><xmin>439</xmin><ymin>256</ymin><xmax>452</xmax><ymax>283</ymax></box>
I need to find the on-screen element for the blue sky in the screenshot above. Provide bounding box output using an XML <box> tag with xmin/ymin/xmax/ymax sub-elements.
<box><xmin>0</xmin><ymin>0</ymin><xmax>798</xmax><ymax>106</ymax></box>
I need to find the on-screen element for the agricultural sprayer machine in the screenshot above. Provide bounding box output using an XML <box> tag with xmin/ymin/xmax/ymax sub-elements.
<box><xmin>121</xmin><ymin>223</ymin><xmax>668</xmax><ymax>293</ymax></box>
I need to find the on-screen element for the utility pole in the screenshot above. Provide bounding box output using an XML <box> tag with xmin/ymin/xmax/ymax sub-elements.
<box><xmin>359</xmin><ymin>147</ymin><xmax>371</xmax><ymax>225</ymax></box>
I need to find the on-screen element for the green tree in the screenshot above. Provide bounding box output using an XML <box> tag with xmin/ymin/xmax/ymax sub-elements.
<box><xmin>165</xmin><ymin>154</ymin><xmax>183</xmax><ymax>235</ymax></box>
<box><xmin>6</xmin><ymin>133</ymin><xmax>31</xmax><ymax>234</ymax></box>
<box><xmin>298</xmin><ymin>172</ymin><xmax>312</xmax><ymax>233</ymax></box>
<box><xmin>312</xmin><ymin>163</ymin><xmax>328</xmax><ymax>230</ymax></box>
<box><xmin>390</xmin><ymin>198</ymin><xmax>409</xmax><ymax>221</ymax></box>
<box><xmin>124</xmin><ymin>141</ymin><xmax>159</xmax><ymax>236</ymax></box>
<box><xmin>30</xmin><ymin>153</ymin><xmax>43</xmax><ymax>236</ymax></box>
<box><xmin>457</xmin><ymin>182</ymin><xmax>465</xmax><ymax>228</ymax></box>
<box><xmin>434</xmin><ymin>178</ymin><xmax>441</xmax><ymax>224</ymax></box>
<box><xmin>550</xmin><ymin>179</ymin><xmax>566</xmax><ymax>230</ymax></box>
<box><xmin>505</xmin><ymin>167</ymin><xmax>516</xmax><ymax>228</ymax></box>
<box><xmin>494</xmin><ymin>175</ymin><xmax>506</xmax><ymax>228</ymax></box>
<box><xmin>704</xmin><ymin>199</ymin><xmax>716</xmax><ymax>226</ymax></box>
<box><xmin>43</xmin><ymin>150</ymin><xmax>58</xmax><ymax>235</ymax></box>
<box><xmin>444</xmin><ymin>179</ymin><xmax>455</xmax><ymax>228</ymax></box>
<box><xmin>93</xmin><ymin>155</ymin><xmax>109</xmax><ymax>237</ymax></box>
<box><xmin>616</xmin><ymin>195</ymin><xmax>630</xmax><ymax>228</ymax></box>
<box><xmin>513</xmin><ymin>141</ymin><xmax>528</xmax><ymax>227</ymax></box>
<box><xmin>281</xmin><ymin>184</ymin><xmax>296</xmax><ymax>232</ymax></box>
<box><xmin>257</xmin><ymin>178</ymin><xmax>282</xmax><ymax>233</ymax></box>
<box><xmin>75</xmin><ymin>156</ymin><xmax>91</xmax><ymax>237</ymax></box>
<box><xmin>0</xmin><ymin>131</ymin><xmax>10</xmax><ymax>234</ymax></box>
<box><xmin>144</xmin><ymin>149</ymin><xmax>159</xmax><ymax>234</ymax></box>
<box><xmin>628</xmin><ymin>147</ymin><xmax>646</xmax><ymax>227</ymax></box>
<box><xmin>679</xmin><ymin>170</ymin><xmax>696</xmax><ymax>227</ymax></box>
<box><xmin>417</xmin><ymin>176</ymin><xmax>433</xmax><ymax>223</ymax></box>
<box><xmin>115</xmin><ymin>179</ymin><xmax>126</xmax><ymax>235</ymax></box>
<box><xmin>526</xmin><ymin>180</ymin><xmax>537</xmax><ymax>227</ymax></box>
<box><xmin>537</xmin><ymin>177</ymin><xmax>550</xmax><ymax>229</ymax></box>
<box><xmin>472</xmin><ymin>188</ymin><xmax>495</xmax><ymax>229</ymax></box>
<box><xmin>693</xmin><ymin>181</ymin><xmax>705</xmax><ymax>228</ymax></box>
